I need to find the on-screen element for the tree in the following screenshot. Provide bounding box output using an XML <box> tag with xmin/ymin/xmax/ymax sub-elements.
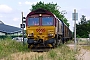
<box><xmin>86</xmin><ymin>20</ymin><xmax>90</xmax><ymax>34</ymax></box>
<box><xmin>30</xmin><ymin>1</ymin><xmax>69</xmax><ymax>27</ymax></box>
<box><xmin>80</xmin><ymin>15</ymin><xmax>87</xmax><ymax>24</ymax></box>
<box><xmin>76</xmin><ymin>15</ymin><xmax>90</xmax><ymax>38</ymax></box>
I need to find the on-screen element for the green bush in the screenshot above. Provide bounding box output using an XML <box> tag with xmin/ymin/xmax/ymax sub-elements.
<box><xmin>0</xmin><ymin>35</ymin><xmax>27</xmax><ymax>40</ymax></box>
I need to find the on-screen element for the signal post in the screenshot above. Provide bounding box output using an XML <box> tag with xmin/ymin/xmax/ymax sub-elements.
<box><xmin>72</xmin><ymin>9</ymin><xmax>78</xmax><ymax>52</ymax></box>
<box><xmin>21</xmin><ymin>12</ymin><xmax>25</xmax><ymax>45</ymax></box>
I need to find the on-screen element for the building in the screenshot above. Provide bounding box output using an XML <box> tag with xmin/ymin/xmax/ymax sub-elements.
<box><xmin>0</xmin><ymin>21</ymin><xmax>22</xmax><ymax>36</ymax></box>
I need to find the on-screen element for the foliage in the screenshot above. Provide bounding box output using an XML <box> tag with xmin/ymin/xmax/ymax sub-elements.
<box><xmin>80</xmin><ymin>15</ymin><xmax>87</xmax><ymax>24</ymax></box>
<box><xmin>31</xmin><ymin>1</ymin><xmax>69</xmax><ymax>27</ymax></box>
<box><xmin>48</xmin><ymin>45</ymin><xmax>76</xmax><ymax>60</ymax></box>
<box><xmin>76</xmin><ymin>34</ymin><xmax>81</xmax><ymax>38</ymax></box>
<box><xmin>83</xmin><ymin>46</ymin><xmax>90</xmax><ymax>51</ymax></box>
<box><xmin>35</xmin><ymin>55</ymin><xmax>43</xmax><ymax>60</ymax></box>
<box><xmin>0</xmin><ymin>38</ymin><xmax>76</xmax><ymax>60</ymax></box>
<box><xmin>0</xmin><ymin>35</ymin><xmax>26</xmax><ymax>39</ymax></box>
<box><xmin>49</xmin><ymin>50</ymin><xmax>57</xmax><ymax>59</ymax></box>
<box><xmin>0</xmin><ymin>38</ymin><xmax>30</xmax><ymax>59</ymax></box>
<box><xmin>76</xmin><ymin>15</ymin><xmax>90</xmax><ymax>38</ymax></box>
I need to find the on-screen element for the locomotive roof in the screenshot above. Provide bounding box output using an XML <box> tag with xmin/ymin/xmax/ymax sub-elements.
<box><xmin>27</xmin><ymin>8</ymin><xmax>54</xmax><ymax>17</ymax></box>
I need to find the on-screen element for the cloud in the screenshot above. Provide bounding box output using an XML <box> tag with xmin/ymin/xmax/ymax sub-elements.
<box><xmin>86</xmin><ymin>16</ymin><xmax>90</xmax><ymax>20</ymax></box>
<box><xmin>18</xmin><ymin>1</ymin><xmax>36</xmax><ymax>5</ymax></box>
<box><xmin>25</xmin><ymin>1</ymin><xmax>36</xmax><ymax>5</ymax></box>
<box><xmin>0</xmin><ymin>5</ymin><xmax>12</xmax><ymax>13</ymax></box>
<box><xmin>0</xmin><ymin>15</ymin><xmax>3</xmax><ymax>18</ymax></box>
<box><xmin>25</xmin><ymin>1</ymin><xmax>31</xmax><ymax>5</ymax></box>
<box><xmin>13</xmin><ymin>18</ymin><xmax>20</xmax><ymax>21</ymax></box>
<box><xmin>18</xmin><ymin>2</ymin><xmax>22</xmax><ymax>5</ymax></box>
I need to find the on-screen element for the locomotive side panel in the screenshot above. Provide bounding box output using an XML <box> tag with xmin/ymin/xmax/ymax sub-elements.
<box><xmin>64</xmin><ymin>25</ymin><xmax>69</xmax><ymax>39</ymax></box>
<box><xmin>58</xmin><ymin>20</ymin><xmax>63</xmax><ymax>35</ymax></box>
<box><xmin>55</xmin><ymin>18</ymin><xmax>63</xmax><ymax>35</ymax></box>
<box><xmin>63</xmin><ymin>23</ymin><xmax>73</xmax><ymax>41</ymax></box>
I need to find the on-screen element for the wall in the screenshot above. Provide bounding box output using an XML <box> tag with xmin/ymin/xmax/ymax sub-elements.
<box><xmin>0</xmin><ymin>32</ymin><xmax>5</xmax><ymax>35</ymax></box>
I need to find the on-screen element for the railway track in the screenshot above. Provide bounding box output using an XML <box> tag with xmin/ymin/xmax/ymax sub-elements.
<box><xmin>30</xmin><ymin>47</ymin><xmax>53</xmax><ymax>52</ymax></box>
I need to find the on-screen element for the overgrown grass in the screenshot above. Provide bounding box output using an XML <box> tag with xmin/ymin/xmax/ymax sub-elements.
<box><xmin>76</xmin><ymin>39</ymin><xmax>90</xmax><ymax>51</ymax></box>
<box><xmin>49</xmin><ymin>49</ymin><xmax>57</xmax><ymax>59</ymax></box>
<box><xmin>33</xmin><ymin>45</ymin><xmax>76</xmax><ymax>60</ymax></box>
<box><xmin>0</xmin><ymin>38</ymin><xmax>30</xmax><ymax>59</ymax></box>
<box><xmin>48</xmin><ymin>44</ymin><xmax>76</xmax><ymax>60</ymax></box>
<box><xmin>0</xmin><ymin>38</ymin><xmax>76</xmax><ymax>60</ymax></box>
<box><xmin>82</xmin><ymin>46</ymin><xmax>90</xmax><ymax>51</ymax></box>
<box><xmin>66</xmin><ymin>40</ymin><xmax>74</xmax><ymax>44</ymax></box>
<box><xmin>35</xmin><ymin>55</ymin><xmax>43</xmax><ymax>60</ymax></box>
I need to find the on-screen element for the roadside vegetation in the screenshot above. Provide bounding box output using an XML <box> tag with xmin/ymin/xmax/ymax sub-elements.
<box><xmin>82</xmin><ymin>46</ymin><xmax>90</xmax><ymax>51</ymax></box>
<box><xmin>48</xmin><ymin>45</ymin><xmax>76</xmax><ymax>60</ymax></box>
<box><xmin>79</xmin><ymin>40</ymin><xmax>90</xmax><ymax>51</ymax></box>
<box><xmin>76</xmin><ymin>15</ymin><xmax>90</xmax><ymax>38</ymax></box>
<box><xmin>0</xmin><ymin>38</ymin><xmax>76</xmax><ymax>60</ymax></box>
<box><xmin>0</xmin><ymin>38</ymin><xmax>30</xmax><ymax>59</ymax></box>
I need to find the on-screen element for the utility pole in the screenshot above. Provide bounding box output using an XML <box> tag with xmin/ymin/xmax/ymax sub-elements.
<box><xmin>74</xmin><ymin>9</ymin><xmax>77</xmax><ymax>51</ymax></box>
<box><xmin>72</xmin><ymin>9</ymin><xmax>78</xmax><ymax>52</ymax></box>
<box><xmin>21</xmin><ymin>12</ymin><xmax>24</xmax><ymax>45</ymax></box>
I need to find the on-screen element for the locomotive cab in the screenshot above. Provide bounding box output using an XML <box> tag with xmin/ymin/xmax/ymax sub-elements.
<box><xmin>26</xmin><ymin>9</ymin><xmax>56</xmax><ymax>48</ymax></box>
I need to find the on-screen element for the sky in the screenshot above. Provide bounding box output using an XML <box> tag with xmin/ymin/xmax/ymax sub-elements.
<box><xmin>0</xmin><ymin>0</ymin><xmax>90</xmax><ymax>31</ymax></box>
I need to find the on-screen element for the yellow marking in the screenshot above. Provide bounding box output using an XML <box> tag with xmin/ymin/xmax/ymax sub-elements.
<box><xmin>26</xmin><ymin>26</ymin><xmax>55</xmax><ymax>41</ymax></box>
<box><xmin>48</xmin><ymin>44</ymin><xmax>53</xmax><ymax>47</ymax></box>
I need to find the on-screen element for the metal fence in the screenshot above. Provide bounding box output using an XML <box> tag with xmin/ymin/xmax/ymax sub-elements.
<box><xmin>76</xmin><ymin>38</ymin><xmax>90</xmax><ymax>45</ymax></box>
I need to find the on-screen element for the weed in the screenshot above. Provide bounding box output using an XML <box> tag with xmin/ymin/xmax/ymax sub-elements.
<box><xmin>0</xmin><ymin>39</ymin><xmax>76</xmax><ymax>60</ymax></box>
<box><xmin>82</xmin><ymin>46</ymin><xmax>90</xmax><ymax>50</ymax></box>
<box><xmin>35</xmin><ymin>55</ymin><xmax>43</xmax><ymax>60</ymax></box>
<box><xmin>0</xmin><ymin>38</ymin><xmax>30</xmax><ymax>59</ymax></box>
<box><xmin>48</xmin><ymin>49</ymin><xmax>57</xmax><ymax>60</ymax></box>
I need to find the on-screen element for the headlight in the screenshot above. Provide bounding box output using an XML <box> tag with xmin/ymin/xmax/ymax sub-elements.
<box><xmin>28</xmin><ymin>33</ymin><xmax>33</xmax><ymax>37</ymax></box>
<box><xmin>48</xmin><ymin>34</ymin><xmax>54</xmax><ymax>36</ymax></box>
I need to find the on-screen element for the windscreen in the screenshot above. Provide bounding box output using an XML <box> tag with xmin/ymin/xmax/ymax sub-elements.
<box><xmin>27</xmin><ymin>17</ymin><xmax>39</xmax><ymax>26</ymax></box>
<box><xmin>42</xmin><ymin>17</ymin><xmax>53</xmax><ymax>26</ymax></box>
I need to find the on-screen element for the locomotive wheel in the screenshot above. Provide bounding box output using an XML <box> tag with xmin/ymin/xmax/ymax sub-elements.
<box><xmin>52</xmin><ymin>40</ymin><xmax>56</xmax><ymax>48</ymax></box>
<box><xmin>28</xmin><ymin>44</ymin><xmax>30</xmax><ymax>48</ymax></box>
<box><xmin>57</xmin><ymin>39</ymin><xmax>62</xmax><ymax>45</ymax></box>
<box><xmin>55</xmin><ymin>39</ymin><xmax>58</xmax><ymax>47</ymax></box>
<box><xmin>55</xmin><ymin>36</ymin><xmax>62</xmax><ymax>46</ymax></box>
<box><xmin>62</xmin><ymin>39</ymin><xmax>64</xmax><ymax>44</ymax></box>
<box><xmin>59</xmin><ymin>36</ymin><xmax>63</xmax><ymax>45</ymax></box>
<box><xmin>28</xmin><ymin>44</ymin><xmax>33</xmax><ymax>48</ymax></box>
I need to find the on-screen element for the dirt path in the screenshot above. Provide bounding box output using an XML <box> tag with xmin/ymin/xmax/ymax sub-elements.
<box><xmin>77</xmin><ymin>48</ymin><xmax>90</xmax><ymax>60</ymax></box>
<box><xmin>67</xmin><ymin>44</ymin><xmax>90</xmax><ymax>60</ymax></box>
